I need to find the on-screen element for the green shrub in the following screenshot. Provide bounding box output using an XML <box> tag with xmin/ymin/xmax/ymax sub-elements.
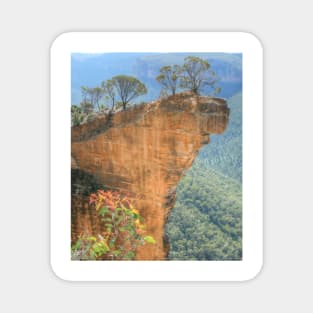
<box><xmin>71</xmin><ymin>190</ymin><xmax>156</xmax><ymax>260</ymax></box>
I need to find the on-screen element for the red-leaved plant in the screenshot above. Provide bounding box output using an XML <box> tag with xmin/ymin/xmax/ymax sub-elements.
<box><xmin>71</xmin><ymin>190</ymin><xmax>156</xmax><ymax>260</ymax></box>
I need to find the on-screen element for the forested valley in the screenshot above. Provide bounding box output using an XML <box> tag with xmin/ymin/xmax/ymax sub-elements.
<box><xmin>166</xmin><ymin>93</ymin><xmax>242</xmax><ymax>260</ymax></box>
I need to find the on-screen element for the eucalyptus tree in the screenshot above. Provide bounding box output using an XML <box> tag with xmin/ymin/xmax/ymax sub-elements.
<box><xmin>180</xmin><ymin>56</ymin><xmax>219</xmax><ymax>95</ymax></box>
<box><xmin>92</xmin><ymin>86</ymin><xmax>104</xmax><ymax>111</ymax></box>
<box><xmin>101</xmin><ymin>79</ymin><xmax>116</xmax><ymax>111</ymax></box>
<box><xmin>156</xmin><ymin>65</ymin><xmax>180</xmax><ymax>96</ymax></box>
<box><xmin>111</xmin><ymin>75</ymin><xmax>147</xmax><ymax>110</ymax></box>
<box><xmin>80</xmin><ymin>86</ymin><xmax>104</xmax><ymax>111</ymax></box>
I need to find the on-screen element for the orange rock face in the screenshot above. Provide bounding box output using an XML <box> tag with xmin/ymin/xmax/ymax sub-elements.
<box><xmin>71</xmin><ymin>93</ymin><xmax>229</xmax><ymax>260</ymax></box>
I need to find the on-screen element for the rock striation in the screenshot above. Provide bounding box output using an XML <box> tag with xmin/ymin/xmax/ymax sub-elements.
<box><xmin>71</xmin><ymin>93</ymin><xmax>229</xmax><ymax>260</ymax></box>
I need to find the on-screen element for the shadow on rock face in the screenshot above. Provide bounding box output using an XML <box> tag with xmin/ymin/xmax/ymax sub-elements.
<box><xmin>71</xmin><ymin>93</ymin><xmax>229</xmax><ymax>260</ymax></box>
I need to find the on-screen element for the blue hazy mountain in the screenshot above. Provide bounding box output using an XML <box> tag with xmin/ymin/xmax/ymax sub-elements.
<box><xmin>71</xmin><ymin>52</ymin><xmax>242</xmax><ymax>104</ymax></box>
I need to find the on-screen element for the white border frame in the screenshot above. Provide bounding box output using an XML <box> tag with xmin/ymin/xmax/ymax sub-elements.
<box><xmin>51</xmin><ymin>32</ymin><xmax>263</xmax><ymax>281</ymax></box>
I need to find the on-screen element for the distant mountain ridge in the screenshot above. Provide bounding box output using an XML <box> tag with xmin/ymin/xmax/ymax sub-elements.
<box><xmin>71</xmin><ymin>52</ymin><xmax>242</xmax><ymax>105</ymax></box>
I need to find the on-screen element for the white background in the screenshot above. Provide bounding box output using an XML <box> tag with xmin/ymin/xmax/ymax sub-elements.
<box><xmin>51</xmin><ymin>32</ymin><xmax>262</xmax><ymax>281</ymax></box>
<box><xmin>0</xmin><ymin>0</ymin><xmax>312</xmax><ymax>312</ymax></box>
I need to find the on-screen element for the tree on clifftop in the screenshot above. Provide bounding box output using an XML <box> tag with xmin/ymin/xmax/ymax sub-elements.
<box><xmin>156</xmin><ymin>65</ymin><xmax>180</xmax><ymax>96</ymax></box>
<box><xmin>180</xmin><ymin>56</ymin><xmax>219</xmax><ymax>95</ymax></box>
<box><xmin>111</xmin><ymin>75</ymin><xmax>147</xmax><ymax>110</ymax></box>
<box><xmin>101</xmin><ymin>79</ymin><xmax>116</xmax><ymax>111</ymax></box>
<box><xmin>80</xmin><ymin>86</ymin><xmax>104</xmax><ymax>111</ymax></box>
<box><xmin>92</xmin><ymin>87</ymin><xmax>104</xmax><ymax>111</ymax></box>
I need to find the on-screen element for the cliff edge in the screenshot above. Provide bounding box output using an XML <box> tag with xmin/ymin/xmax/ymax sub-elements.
<box><xmin>71</xmin><ymin>92</ymin><xmax>229</xmax><ymax>260</ymax></box>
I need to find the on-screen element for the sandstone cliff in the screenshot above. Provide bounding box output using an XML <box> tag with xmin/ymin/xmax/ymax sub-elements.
<box><xmin>71</xmin><ymin>93</ymin><xmax>229</xmax><ymax>260</ymax></box>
